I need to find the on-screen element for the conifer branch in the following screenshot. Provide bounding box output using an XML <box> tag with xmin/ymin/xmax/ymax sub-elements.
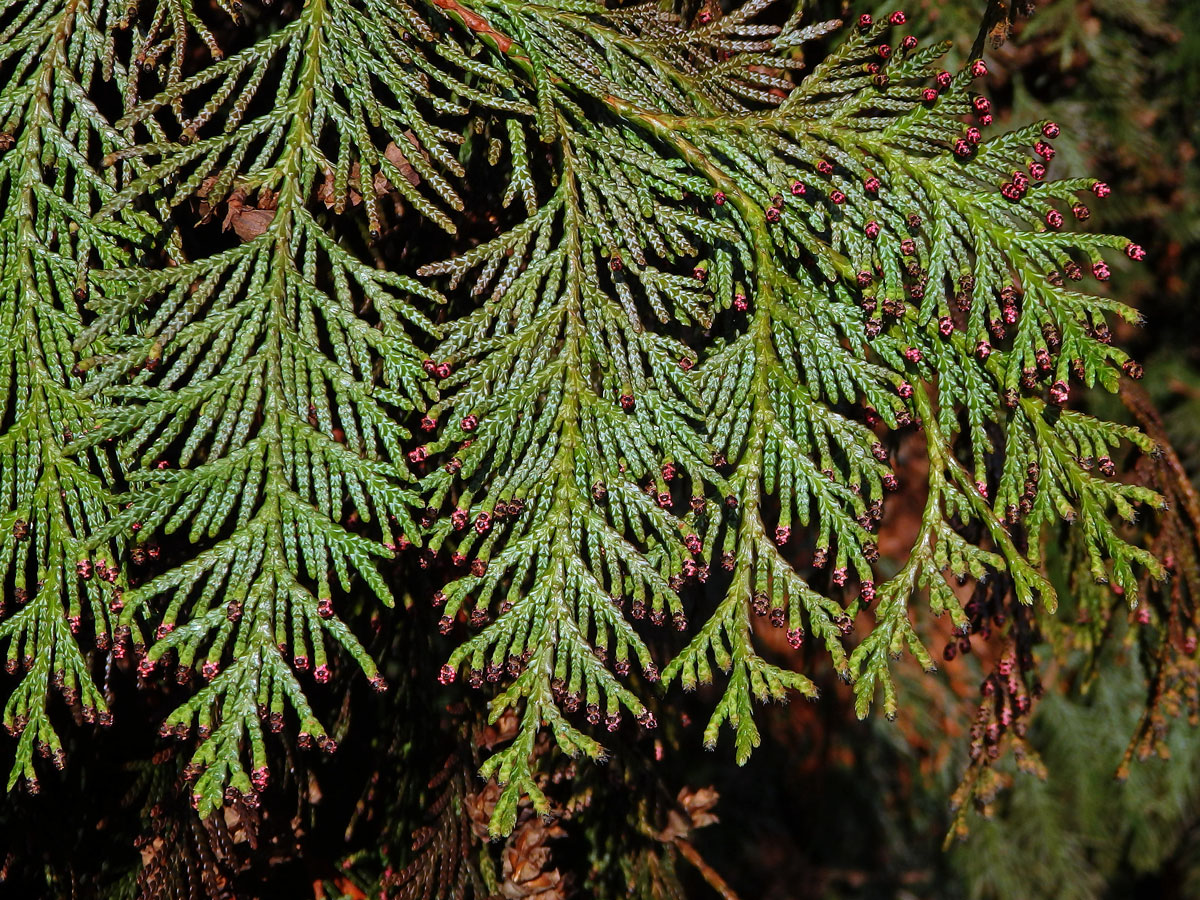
<box><xmin>0</xmin><ymin>0</ymin><xmax>1170</xmax><ymax>840</ymax></box>
<box><xmin>73</xmin><ymin>0</ymin><xmax>450</xmax><ymax>813</ymax></box>
<box><xmin>0</xmin><ymin>0</ymin><xmax>156</xmax><ymax>791</ymax></box>
<box><xmin>420</xmin><ymin>1</ymin><xmax>1164</xmax><ymax>825</ymax></box>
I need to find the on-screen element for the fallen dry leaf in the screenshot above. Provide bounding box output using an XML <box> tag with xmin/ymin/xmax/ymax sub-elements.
<box><xmin>658</xmin><ymin>785</ymin><xmax>720</xmax><ymax>842</ymax></box>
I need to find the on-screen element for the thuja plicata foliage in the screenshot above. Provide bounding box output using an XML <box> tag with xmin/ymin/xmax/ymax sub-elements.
<box><xmin>0</xmin><ymin>0</ymin><xmax>1185</xmax><ymax>852</ymax></box>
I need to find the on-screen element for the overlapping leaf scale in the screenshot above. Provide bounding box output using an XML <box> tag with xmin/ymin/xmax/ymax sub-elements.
<box><xmin>419</xmin><ymin>92</ymin><xmax>736</xmax><ymax>828</ymax></box>
<box><xmin>77</xmin><ymin>197</ymin><xmax>431</xmax><ymax>809</ymax></box>
<box><xmin>105</xmin><ymin>0</ymin><xmax>527</xmax><ymax>233</ymax></box>
<box><xmin>67</xmin><ymin>0</ymin><xmax>508</xmax><ymax>810</ymax></box>
<box><xmin>628</xmin><ymin>12</ymin><xmax>1163</xmax><ymax>741</ymax></box>
<box><xmin>665</xmin><ymin>261</ymin><xmax>896</xmax><ymax>754</ymax></box>
<box><xmin>0</xmin><ymin>0</ymin><xmax>152</xmax><ymax>791</ymax></box>
<box><xmin>454</xmin><ymin>0</ymin><xmax>861</xmax><ymax>766</ymax></box>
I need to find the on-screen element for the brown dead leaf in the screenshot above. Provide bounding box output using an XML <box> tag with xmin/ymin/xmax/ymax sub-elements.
<box><xmin>466</xmin><ymin>775</ymin><xmax>567</xmax><ymax>897</ymax></box>
<box><xmin>317</xmin><ymin>134</ymin><xmax>426</xmax><ymax>211</ymax></box>
<box><xmin>317</xmin><ymin>168</ymin><xmax>363</xmax><ymax>209</ymax></box>
<box><xmin>480</xmin><ymin>708</ymin><xmax>521</xmax><ymax>749</ymax></box>
<box><xmin>204</xmin><ymin>187</ymin><xmax>278</xmax><ymax>241</ymax></box>
<box><xmin>658</xmin><ymin>785</ymin><xmax>720</xmax><ymax>842</ymax></box>
<box><xmin>465</xmin><ymin>780</ymin><xmax>501</xmax><ymax>840</ymax></box>
<box><xmin>500</xmin><ymin>818</ymin><xmax>567</xmax><ymax>899</ymax></box>
<box><xmin>382</xmin><ymin>140</ymin><xmax>421</xmax><ymax>188</ymax></box>
<box><xmin>195</xmin><ymin>175</ymin><xmax>219</xmax><ymax>223</ymax></box>
<box><xmin>139</xmin><ymin>837</ymin><xmax>164</xmax><ymax>868</ymax></box>
<box><xmin>195</xmin><ymin>175</ymin><xmax>218</xmax><ymax>200</ymax></box>
<box><xmin>679</xmin><ymin>785</ymin><xmax>719</xmax><ymax>828</ymax></box>
<box><xmin>225</xmin><ymin>207</ymin><xmax>275</xmax><ymax>241</ymax></box>
<box><xmin>499</xmin><ymin>870</ymin><xmax>563</xmax><ymax>900</ymax></box>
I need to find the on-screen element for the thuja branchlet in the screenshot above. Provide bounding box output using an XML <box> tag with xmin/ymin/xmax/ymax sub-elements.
<box><xmin>0</xmin><ymin>0</ymin><xmax>1172</xmax><ymax>842</ymax></box>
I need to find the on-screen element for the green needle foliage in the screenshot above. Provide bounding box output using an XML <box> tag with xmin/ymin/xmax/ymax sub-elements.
<box><xmin>0</xmin><ymin>0</ymin><xmax>153</xmax><ymax>791</ymax></box>
<box><xmin>0</xmin><ymin>0</ymin><xmax>1184</xmax><ymax>863</ymax></box>
<box><xmin>416</xmin><ymin>1</ymin><xmax>1163</xmax><ymax>831</ymax></box>
<box><xmin>71</xmin><ymin>0</ymin><xmax>457</xmax><ymax>809</ymax></box>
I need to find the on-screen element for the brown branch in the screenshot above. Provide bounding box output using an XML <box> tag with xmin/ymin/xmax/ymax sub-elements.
<box><xmin>430</xmin><ymin>0</ymin><xmax>514</xmax><ymax>53</ymax></box>
<box><xmin>673</xmin><ymin>837</ymin><xmax>744</xmax><ymax>900</ymax></box>
<box><xmin>1120</xmin><ymin>379</ymin><xmax>1200</xmax><ymax>533</ymax></box>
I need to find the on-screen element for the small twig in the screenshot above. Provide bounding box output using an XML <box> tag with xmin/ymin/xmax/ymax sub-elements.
<box><xmin>431</xmin><ymin>0</ymin><xmax>515</xmax><ymax>52</ymax></box>
<box><xmin>673</xmin><ymin>837</ymin><xmax>744</xmax><ymax>900</ymax></box>
<box><xmin>1121</xmin><ymin>380</ymin><xmax>1200</xmax><ymax>533</ymax></box>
